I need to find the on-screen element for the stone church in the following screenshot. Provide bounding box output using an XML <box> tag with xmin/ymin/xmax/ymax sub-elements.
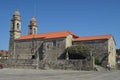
<box><xmin>8</xmin><ymin>10</ymin><xmax>116</xmax><ymax>69</ymax></box>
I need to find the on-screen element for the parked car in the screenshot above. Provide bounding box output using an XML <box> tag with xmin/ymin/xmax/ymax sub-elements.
<box><xmin>0</xmin><ymin>64</ymin><xmax>3</xmax><ymax>69</ymax></box>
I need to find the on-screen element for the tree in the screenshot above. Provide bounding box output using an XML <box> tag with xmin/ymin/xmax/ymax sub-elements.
<box><xmin>95</xmin><ymin>58</ymin><xmax>102</xmax><ymax>65</ymax></box>
<box><xmin>0</xmin><ymin>53</ymin><xmax>3</xmax><ymax>57</ymax></box>
<box><xmin>116</xmin><ymin>49</ymin><xmax>120</xmax><ymax>55</ymax></box>
<box><xmin>65</xmin><ymin>45</ymin><xmax>90</xmax><ymax>59</ymax></box>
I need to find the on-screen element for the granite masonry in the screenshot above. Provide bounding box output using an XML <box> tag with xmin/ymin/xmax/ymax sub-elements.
<box><xmin>6</xmin><ymin>10</ymin><xmax>116</xmax><ymax>70</ymax></box>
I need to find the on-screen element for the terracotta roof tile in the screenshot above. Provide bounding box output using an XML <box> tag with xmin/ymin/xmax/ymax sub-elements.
<box><xmin>73</xmin><ymin>34</ymin><xmax>112</xmax><ymax>42</ymax></box>
<box><xmin>0</xmin><ymin>50</ymin><xmax>8</xmax><ymax>57</ymax></box>
<box><xmin>17</xmin><ymin>31</ymin><xmax>79</xmax><ymax>40</ymax></box>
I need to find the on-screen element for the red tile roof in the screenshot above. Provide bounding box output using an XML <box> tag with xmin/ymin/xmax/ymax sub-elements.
<box><xmin>0</xmin><ymin>50</ymin><xmax>8</xmax><ymax>57</ymax></box>
<box><xmin>17</xmin><ymin>31</ymin><xmax>79</xmax><ymax>40</ymax></box>
<box><xmin>73</xmin><ymin>34</ymin><xmax>112</xmax><ymax>42</ymax></box>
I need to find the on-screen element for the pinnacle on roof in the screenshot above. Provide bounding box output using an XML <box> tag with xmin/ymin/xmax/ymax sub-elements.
<box><xmin>30</xmin><ymin>17</ymin><xmax>36</xmax><ymax>22</ymax></box>
<box><xmin>13</xmin><ymin>9</ymin><xmax>20</xmax><ymax>16</ymax></box>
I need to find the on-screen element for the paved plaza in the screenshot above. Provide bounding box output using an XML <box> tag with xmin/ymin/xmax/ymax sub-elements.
<box><xmin>0</xmin><ymin>68</ymin><xmax>119</xmax><ymax>80</ymax></box>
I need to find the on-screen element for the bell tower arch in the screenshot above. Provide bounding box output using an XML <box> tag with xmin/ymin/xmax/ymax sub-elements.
<box><xmin>28</xmin><ymin>17</ymin><xmax>37</xmax><ymax>35</ymax></box>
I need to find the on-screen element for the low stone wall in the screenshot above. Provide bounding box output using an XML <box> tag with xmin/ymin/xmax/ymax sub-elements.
<box><xmin>0</xmin><ymin>59</ymin><xmax>36</xmax><ymax>69</ymax></box>
<box><xmin>117</xmin><ymin>64</ymin><xmax>120</xmax><ymax>70</ymax></box>
<box><xmin>39</xmin><ymin>59</ymin><xmax>93</xmax><ymax>70</ymax></box>
<box><xmin>0</xmin><ymin>59</ymin><xmax>93</xmax><ymax>70</ymax></box>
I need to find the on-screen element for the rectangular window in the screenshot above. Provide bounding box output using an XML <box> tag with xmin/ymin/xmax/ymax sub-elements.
<box><xmin>53</xmin><ymin>40</ymin><xmax>56</xmax><ymax>47</ymax></box>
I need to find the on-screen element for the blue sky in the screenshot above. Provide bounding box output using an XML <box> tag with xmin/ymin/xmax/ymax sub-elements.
<box><xmin>0</xmin><ymin>0</ymin><xmax>120</xmax><ymax>50</ymax></box>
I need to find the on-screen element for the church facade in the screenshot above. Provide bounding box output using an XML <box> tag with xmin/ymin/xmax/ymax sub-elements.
<box><xmin>9</xmin><ymin>10</ymin><xmax>116</xmax><ymax>69</ymax></box>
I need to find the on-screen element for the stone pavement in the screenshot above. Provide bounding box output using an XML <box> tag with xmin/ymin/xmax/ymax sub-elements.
<box><xmin>0</xmin><ymin>68</ymin><xmax>119</xmax><ymax>80</ymax></box>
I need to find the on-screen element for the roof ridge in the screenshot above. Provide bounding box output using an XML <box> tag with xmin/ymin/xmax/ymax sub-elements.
<box><xmin>73</xmin><ymin>34</ymin><xmax>112</xmax><ymax>42</ymax></box>
<box><xmin>39</xmin><ymin>30</ymin><xmax>71</xmax><ymax>34</ymax></box>
<box><xmin>80</xmin><ymin>34</ymin><xmax>112</xmax><ymax>38</ymax></box>
<box><xmin>16</xmin><ymin>30</ymin><xmax>79</xmax><ymax>40</ymax></box>
<box><xmin>19</xmin><ymin>30</ymin><xmax>73</xmax><ymax>37</ymax></box>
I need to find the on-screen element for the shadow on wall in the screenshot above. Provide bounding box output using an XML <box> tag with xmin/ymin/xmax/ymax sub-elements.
<box><xmin>58</xmin><ymin>52</ymin><xmax>87</xmax><ymax>60</ymax></box>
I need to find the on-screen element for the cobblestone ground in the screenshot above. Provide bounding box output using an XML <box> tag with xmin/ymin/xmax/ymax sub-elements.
<box><xmin>0</xmin><ymin>68</ymin><xmax>120</xmax><ymax>80</ymax></box>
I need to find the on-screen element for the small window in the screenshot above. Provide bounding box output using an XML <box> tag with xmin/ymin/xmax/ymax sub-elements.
<box><xmin>32</xmin><ymin>55</ymin><xmax>35</xmax><ymax>59</ymax></box>
<box><xmin>53</xmin><ymin>40</ymin><xmax>56</xmax><ymax>47</ymax></box>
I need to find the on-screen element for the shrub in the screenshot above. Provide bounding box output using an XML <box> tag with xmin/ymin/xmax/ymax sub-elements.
<box><xmin>65</xmin><ymin>45</ymin><xmax>90</xmax><ymax>58</ymax></box>
<box><xmin>0</xmin><ymin>53</ymin><xmax>3</xmax><ymax>57</ymax></box>
<box><xmin>95</xmin><ymin>58</ymin><xmax>102</xmax><ymax>65</ymax></box>
<box><xmin>116</xmin><ymin>49</ymin><xmax>120</xmax><ymax>55</ymax></box>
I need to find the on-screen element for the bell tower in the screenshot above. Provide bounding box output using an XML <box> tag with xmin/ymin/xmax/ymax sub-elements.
<box><xmin>28</xmin><ymin>17</ymin><xmax>37</xmax><ymax>35</ymax></box>
<box><xmin>9</xmin><ymin>10</ymin><xmax>21</xmax><ymax>58</ymax></box>
<box><xmin>10</xmin><ymin>10</ymin><xmax>21</xmax><ymax>39</ymax></box>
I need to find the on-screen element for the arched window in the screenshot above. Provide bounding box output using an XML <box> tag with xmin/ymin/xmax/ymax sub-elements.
<box><xmin>30</xmin><ymin>28</ymin><xmax>32</xmax><ymax>34</ymax></box>
<box><xmin>17</xmin><ymin>23</ymin><xmax>19</xmax><ymax>30</ymax></box>
<box><xmin>34</xmin><ymin>28</ymin><xmax>36</xmax><ymax>34</ymax></box>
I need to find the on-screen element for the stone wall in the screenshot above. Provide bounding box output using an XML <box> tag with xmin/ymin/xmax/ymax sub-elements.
<box><xmin>73</xmin><ymin>39</ymin><xmax>108</xmax><ymax>67</ymax></box>
<box><xmin>0</xmin><ymin>59</ymin><xmax>36</xmax><ymax>69</ymax></box>
<box><xmin>65</xmin><ymin>35</ymin><xmax>73</xmax><ymax>48</ymax></box>
<box><xmin>43</xmin><ymin>38</ymin><xmax>66</xmax><ymax>60</ymax></box>
<box><xmin>0</xmin><ymin>59</ymin><xmax>93</xmax><ymax>70</ymax></box>
<box><xmin>14</xmin><ymin>37</ymin><xmax>67</xmax><ymax>61</ymax></box>
<box><xmin>15</xmin><ymin>38</ymin><xmax>44</xmax><ymax>59</ymax></box>
<box><xmin>108</xmin><ymin>37</ymin><xmax>116</xmax><ymax>68</ymax></box>
<box><xmin>117</xmin><ymin>64</ymin><xmax>120</xmax><ymax>70</ymax></box>
<box><xmin>39</xmin><ymin>59</ymin><xmax>93</xmax><ymax>70</ymax></box>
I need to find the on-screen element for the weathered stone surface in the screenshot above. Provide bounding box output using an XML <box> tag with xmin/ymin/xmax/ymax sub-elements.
<box><xmin>8</xmin><ymin>10</ymin><xmax>116</xmax><ymax>71</ymax></box>
<box><xmin>39</xmin><ymin>59</ymin><xmax>93</xmax><ymax>70</ymax></box>
<box><xmin>73</xmin><ymin>40</ymin><xmax>108</xmax><ymax>67</ymax></box>
<box><xmin>0</xmin><ymin>59</ymin><xmax>93</xmax><ymax>70</ymax></box>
